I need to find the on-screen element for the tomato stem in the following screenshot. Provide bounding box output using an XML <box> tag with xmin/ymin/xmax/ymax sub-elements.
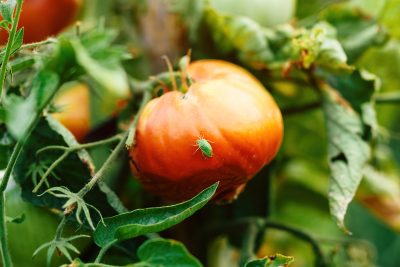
<box><xmin>50</xmin><ymin>91</ymin><xmax>153</xmax><ymax>254</ymax></box>
<box><xmin>19</xmin><ymin>37</ymin><xmax>58</xmax><ymax>50</ymax></box>
<box><xmin>0</xmin><ymin>0</ymin><xmax>24</xmax><ymax>103</ymax></box>
<box><xmin>239</xmin><ymin>222</ymin><xmax>259</xmax><ymax>266</ymax></box>
<box><xmin>129</xmin><ymin>72</ymin><xmax>181</xmax><ymax>94</ymax></box>
<box><xmin>162</xmin><ymin>55</ymin><xmax>178</xmax><ymax>91</ymax></box>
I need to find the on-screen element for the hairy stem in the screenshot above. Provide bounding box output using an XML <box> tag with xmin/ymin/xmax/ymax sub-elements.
<box><xmin>0</xmin><ymin>193</ymin><xmax>12</xmax><ymax>267</ymax></box>
<box><xmin>0</xmin><ymin>128</ymin><xmax>34</xmax><ymax>267</ymax></box>
<box><xmin>20</xmin><ymin>38</ymin><xmax>58</xmax><ymax>50</ymax></box>
<box><xmin>239</xmin><ymin>222</ymin><xmax>260</xmax><ymax>267</ymax></box>
<box><xmin>37</xmin><ymin>134</ymin><xmax>122</xmax><ymax>155</ymax></box>
<box><xmin>33</xmin><ymin>134</ymin><xmax>123</xmax><ymax>192</ymax></box>
<box><xmin>52</xmin><ymin>91</ymin><xmax>153</xmax><ymax>260</ymax></box>
<box><xmin>94</xmin><ymin>240</ymin><xmax>117</xmax><ymax>263</ymax></box>
<box><xmin>79</xmin><ymin>90</ymin><xmax>151</xmax><ymax>195</ymax></box>
<box><xmin>78</xmin><ymin>132</ymin><xmax>129</xmax><ymax>197</ymax></box>
<box><xmin>0</xmin><ymin>0</ymin><xmax>24</xmax><ymax>102</ymax></box>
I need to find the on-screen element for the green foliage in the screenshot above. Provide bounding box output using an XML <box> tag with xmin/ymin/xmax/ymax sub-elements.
<box><xmin>245</xmin><ymin>254</ymin><xmax>294</xmax><ymax>267</ymax></box>
<box><xmin>320</xmin><ymin>3</ymin><xmax>388</xmax><ymax>62</ymax></box>
<box><xmin>13</xmin><ymin>117</ymin><xmax>116</xmax><ymax>220</ymax></box>
<box><xmin>322</xmin><ymin>70</ymin><xmax>379</xmax><ymax>231</ymax></box>
<box><xmin>32</xmin><ymin>234</ymin><xmax>90</xmax><ymax>266</ymax></box>
<box><xmin>4</xmin><ymin>71</ymin><xmax>59</xmax><ymax>140</ymax></box>
<box><xmin>0</xmin><ymin>0</ymin><xmax>17</xmax><ymax>23</ymax></box>
<box><xmin>94</xmin><ymin>183</ymin><xmax>218</xmax><ymax>247</ymax></box>
<box><xmin>322</xmin><ymin>86</ymin><xmax>371</xmax><ymax>231</ymax></box>
<box><xmin>71</xmin><ymin>29</ymin><xmax>130</xmax><ymax>99</ymax></box>
<box><xmin>132</xmin><ymin>239</ymin><xmax>203</xmax><ymax>267</ymax></box>
<box><xmin>0</xmin><ymin>0</ymin><xmax>399</xmax><ymax>266</ymax></box>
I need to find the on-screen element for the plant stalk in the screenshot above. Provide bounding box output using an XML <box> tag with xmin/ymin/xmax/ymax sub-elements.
<box><xmin>263</xmin><ymin>221</ymin><xmax>327</xmax><ymax>267</ymax></box>
<box><xmin>239</xmin><ymin>222</ymin><xmax>259</xmax><ymax>267</ymax></box>
<box><xmin>52</xmin><ymin>90</ymin><xmax>153</xmax><ymax>261</ymax></box>
<box><xmin>0</xmin><ymin>194</ymin><xmax>12</xmax><ymax>267</ymax></box>
<box><xmin>0</xmin><ymin>0</ymin><xmax>24</xmax><ymax>102</ymax></box>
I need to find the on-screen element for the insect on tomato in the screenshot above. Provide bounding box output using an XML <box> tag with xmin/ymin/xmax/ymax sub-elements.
<box><xmin>130</xmin><ymin>60</ymin><xmax>283</xmax><ymax>202</ymax></box>
<box><xmin>194</xmin><ymin>136</ymin><xmax>214</xmax><ymax>158</ymax></box>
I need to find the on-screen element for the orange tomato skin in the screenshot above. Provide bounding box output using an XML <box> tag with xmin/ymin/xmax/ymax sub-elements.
<box><xmin>0</xmin><ymin>0</ymin><xmax>81</xmax><ymax>44</ymax></box>
<box><xmin>130</xmin><ymin>60</ymin><xmax>283</xmax><ymax>202</ymax></box>
<box><xmin>52</xmin><ymin>83</ymin><xmax>90</xmax><ymax>142</ymax></box>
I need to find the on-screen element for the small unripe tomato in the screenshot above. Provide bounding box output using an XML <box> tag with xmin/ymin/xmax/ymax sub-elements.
<box><xmin>6</xmin><ymin>186</ymin><xmax>90</xmax><ymax>267</ymax></box>
<box><xmin>130</xmin><ymin>60</ymin><xmax>283</xmax><ymax>202</ymax></box>
<box><xmin>52</xmin><ymin>83</ymin><xmax>90</xmax><ymax>142</ymax></box>
<box><xmin>0</xmin><ymin>0</ymin><xmax>81</xmax><ymax>44</ymax></box>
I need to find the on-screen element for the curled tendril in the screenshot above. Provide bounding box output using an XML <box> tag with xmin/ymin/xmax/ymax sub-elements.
<box><xmin>40</xmin><ymin>186</ymin><xmax>105</xmax><ymax>230</ymax></box>
<box><xmin>32</xmin><ymin>234</ymin><xmax>90</xmax><ymax>266</ymax></box>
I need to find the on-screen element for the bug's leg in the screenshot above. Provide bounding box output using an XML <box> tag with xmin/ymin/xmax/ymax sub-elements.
<box><xmin>192</xmin><ymin>145</ymin><xmax>200</xmax><ymax>155</ymax></box>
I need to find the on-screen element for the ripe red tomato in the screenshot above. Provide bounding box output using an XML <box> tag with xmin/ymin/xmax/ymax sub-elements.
<box><xmin>130</xmin><ymin>60</ymin><xmax>283</xmax><ymax>202</ymax></box>
<box><xmin>52</xmin><ymin>83</ymin><xmax>90</xmax><ymax>142</ymax></box>
<box><xmin>0</xmin><ymin>0</ymin><xmax>81</xmax><ymax>44</ymax></box>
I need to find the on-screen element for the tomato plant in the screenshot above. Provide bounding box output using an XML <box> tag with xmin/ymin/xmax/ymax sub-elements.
<box><xmin>0</xmin><ymin>0</ymin><xmax>399</xmax><ymax>267</ymax></box>
<box><xmin>130</xmin><ymin>60</ymin><xmax>283</xmax><ymax>202</ymax></box>
<box><xmin>0</xmin><ymin>0</ymin><xmax>81</xmax><ymax>44</ymax></box>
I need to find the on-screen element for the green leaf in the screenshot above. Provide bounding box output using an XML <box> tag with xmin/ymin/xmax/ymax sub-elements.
<box><xmin>0</xmin><ymin>20</ymin><xmax>9</xmax><ymax>31</ymax></box>
<box><xmin>94</xmin><ymin>183</ymin><xmax>218</xmax><ymax>247</ymax></box>
<box><xmin>380</xmin><ymin>0</ymin><xmax>400</xmax><ymax>39</ymax></box>
<box><xmin>63</xmin><ymin>258</ymin><xmax>129</xmax><ymax>266</ymax></box>
<box><xmin>325</xmin><ymin>70</ymin><xmax>378</xmax><ymax>113</ymax></box>
<box><xmin>70</xmin><ymin>31</ymin><xmax>129</xmax><ymax>99</ymax></box>
<box><xmin>9</xmin><ymin>56</ymin><xmax>35</xmax><ymax>73</ymax></box>
<box><xmin>4</xmin><ymin>70</ymin><xmax>59</xmax><ymax>140</ymax></box>
<box><xmin>12</xmin><ymin>27</ymin><xmax>24</xmax><ymax>51</ymax></box>
<box><xmin>322</xmin><ymin>85</ymin><xmax>371</xmax><ymax>231</ymax></box>
<box><xmin>321</xmin><ymin>3</ymin><xmax>388</xmax><ymax>62</ymax></box>
<box><xmin>292</xmin><ymin>22</ymin><xmax>351</xmax><ymax>71</ymax></box>
<box><xmin>4</xmin><ymin>94</ymin><xmax>36</xmax><ymax>140</ymax></box>
<box><xmin>0</xmin><ymin>27</ymin><xmax>24</xmax><ymax>62</ymax></box>
<box><xmin>133</xmin><ymin>239</ymin><xmax>203</xmax><ymax>267</ymax></box>
<box><xmin>203</xmin><ymin>6</ymin><xmax>351</xmax><ymax>72</ymax></box>
<box><xmin>204</xmin><ymin>6</ymin><xmax>275</xmax><ymax>67</ymax></box>
<box><xmin>0</xmin><ymin>0</ymin><xmax>16</xmax><ymax>22</ymax></box>
<box><xmin>245</xmin><ymin>254</ymin><xmax>294</xmax><ymax>267</ymax></box>
<box><xmin>13</xmin><ymin>117</ymin><xmax>116</xmax><ymax>222</ymax></box>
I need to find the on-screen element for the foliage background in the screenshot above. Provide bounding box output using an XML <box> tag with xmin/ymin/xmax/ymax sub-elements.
<box><xmin>1</xmin><ymin>0</ymin><xmax>400</xmax><ymax>266</ymax></box>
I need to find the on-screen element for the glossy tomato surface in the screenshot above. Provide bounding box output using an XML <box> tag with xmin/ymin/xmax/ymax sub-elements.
<box><xmin>52</xmin><ymin>83</ymin><xmax>90</xmax><ymax>142</ymax></box>
<box><xmin>130</xmin><ymin>60</ymin><xmax>283</xmax><ymax>202</ymax></box>
<box><xmin>0</xmin><ymin>0</ymin><xmax>81</xmax><ymax>44</ymax></box>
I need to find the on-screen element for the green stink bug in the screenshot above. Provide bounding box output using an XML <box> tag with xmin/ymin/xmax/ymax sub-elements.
<box><xmin>194</xmin><ymin>136</ymin><xmax>214</xmax><ymax>158</ymax></box>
